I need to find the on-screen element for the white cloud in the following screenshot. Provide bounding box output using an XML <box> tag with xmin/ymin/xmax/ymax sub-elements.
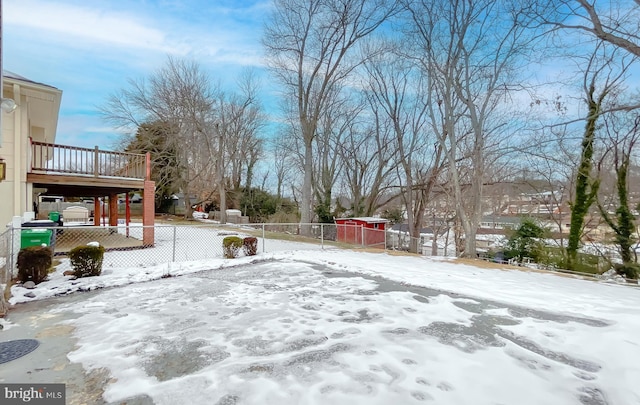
<box><xmin>4</xmin><ymin>0</ymin><xmax>273</xmax><ymax>148</ymax></box>
<box><xmin>5</xmin><ymin>0</ymin><xmax>267</xmax><ymax>67</ymax></box>
<box><xmin>5</xmin><ymin>0</ymin><xmax>184</xmax><ymax>54</ymax></box>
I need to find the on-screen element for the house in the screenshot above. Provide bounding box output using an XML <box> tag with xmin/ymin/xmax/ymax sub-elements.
<box><xmin>0</xmin><ymin>71</ymin><xmax>155</xmax><ymax>244</ymax></box>
<box><xmin>0</xmin><ymin>71</ymin><xmax>62</xmax><ymax>227</ymax></box>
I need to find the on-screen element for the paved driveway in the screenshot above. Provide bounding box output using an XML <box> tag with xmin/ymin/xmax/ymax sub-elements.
<box><xmin>2</xmin><ymin>260</ymin><xmax>615</xmax><ymax>405</ymax></box>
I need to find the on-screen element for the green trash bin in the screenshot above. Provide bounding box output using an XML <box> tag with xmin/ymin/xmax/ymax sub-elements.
<box><xmin>21</xmin><ymin>228</ymin><xmax>53</xmax><ymax>249</ymax></box>
<box><xmin>49</xmin><ymin>211</ymin><xmax>60</xmax><ymax>222</ymax></box>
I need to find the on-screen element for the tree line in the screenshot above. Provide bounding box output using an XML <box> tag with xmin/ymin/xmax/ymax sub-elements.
<box><xmin>102</xmin><ymin>0</ymin><xmax>640</xmax><ymax>274</ymax></box>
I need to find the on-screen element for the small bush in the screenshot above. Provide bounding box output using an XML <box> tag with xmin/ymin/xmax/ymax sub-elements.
<box><xmin>17</xmin><ymin>246</ymin><xmax>53</xmax><ymax>284</ymax></box>
<box><xmin>69</xmin><ymin>245</ymin><xmax>105</xmax><ymax>277</ymax></box>
<box><xmin>223</xmin><ymin>236</ymin><xmax>243</xmax><ymax>259</ymax></box>
<box><xmin>243</xmin><ymin>237</ymin><xmax>258</xmax><ymax>256</ymax></box>
<box><xmin>614</xmin><ymin>263</ymin><xmax>640</xmax><ymax>279</ymax></box>
<box><xmin>537</xmin><ymin>247</ymin><xmax>609</xmax><ymax>274</ymax></box>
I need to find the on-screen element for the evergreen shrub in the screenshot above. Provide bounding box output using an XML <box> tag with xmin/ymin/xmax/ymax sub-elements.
<box><xmin>223</xmin><ymin>236</ymin><xmax>243</xmax><ymax>258</ymax></box>
<box><xmin>69</xmin><ymin>245</ymin><xmax>105</xmax><ymax>277</ymax></box>
<box><xmin>614</xmin><ymin>263</ymin><xmax>640</xmax><ymax>279</ymax></box>
<box><xmin>17</xmin><ymin>246</ymin><xmax>53</xmax><ymax>284</ymax></box>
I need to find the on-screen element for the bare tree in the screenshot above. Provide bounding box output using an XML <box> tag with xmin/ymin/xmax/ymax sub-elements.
<box><xmin>596</xmin><ymin>112</ymin><xmax>640</xmax><ymax>278</ymax></box>
<box><xmin>405</xmin><ymin>0</ymin><xmax>537</xmax><ymax>257</ymax></box>
<box><xmin>519</xmin><ymin>131</ymin><xmax>577</xmax><ymax>246</ymax></box>
<box><xmin>101</xmin><ymin>57</ymin><xmax>217</xmax><ymax>218</ymax></box>
<box><xmin>565</xmin><ymin>43</ymin><xmax>637</xmax><ymax>267</ymax></box>
<box><xmin>214</xmin><ymin>74</ymin><xmax>265</xmax><ymax>222</ymax></box>
<box><xmin>312</xmin><ymin>95</ymin><xmax>350</xmax><ymax>222</ymax></box>
<box><xmin>227</xmin><ymin>71</ymin><xmax>265</xmax><ymax>192</ymax></box>
<box><xmin>363</xmin><ymin>46</ymin><xmax>444</xmax><ymax>253</ymax></box>
<box><xmin>531</xmin><ymin>0</ymin><xmax>640</xmax><ymax>57</ymax></box>
<box><xmin>270</xmin><ymin>131</ymin><xmax>295</xmax><ymax>202</ymax></box>
<box><xmin>263</xmin><ymin>0</ymin><xmax>397</xmax><ymax>232</ymax></box>
<box><xmin>102</xmin><ymin>58</ymin><xmax>266</xmax><ymax>221</ymax></box>
<box><xmin>338</xmin><ymin>105</ymin><xmax>398</xmax><ymax>217</ymax></box>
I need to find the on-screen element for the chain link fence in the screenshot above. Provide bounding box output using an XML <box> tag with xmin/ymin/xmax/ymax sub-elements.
<box><xmin>5</xmin><ymin>221</ymin><xmax>634</xmax><ymax>287</ymax></box>
<box><xmin>2</xmin><ymin>221</ymin><xmax>450</xmax><ymax>277</ymax></box>
<box><xmin>0</xmin><ymin>228</ymin><xmax>14</xmax><ymax>284</ymax></box>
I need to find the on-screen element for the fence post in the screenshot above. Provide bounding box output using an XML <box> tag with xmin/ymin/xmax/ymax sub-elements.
<box><xmin>10</xmin><ymin>217</ymin><xmax>20</xmax><ymax>279</ymax></box>
<box><xmin>361</xmin><ymin>225</ymin><xmax>365</xmax><ymax>247</ymax></box>
<box><xmin>172</xmin><ymin>226</ymin><xmax>177</xmax><ymax>262</ymax></box>
<box><xmin>384</xmin><ymin>229</ymin><xmax>387</xmax><ymax>252</ymax></box>
<box><xmin>321</xmin><ymin>224</ymin><xmax>324</xmax><ymax>249</ymax></box>
<box><xmin>262</xmin><ymin>224</ymin><xmax>266</xmax><ymax>253</ymax></box>
<box><xmin>8</xmin><ymin>228</ymin><xmax>13</xmax><ymax>279</ymax></box>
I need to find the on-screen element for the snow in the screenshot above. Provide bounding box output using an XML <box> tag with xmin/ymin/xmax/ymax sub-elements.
<box><xmin>192</xmin><ymin>211</ymin><xmax>208</xmax><ymax>219</ymax></box>
<box><xmin>597</xmin><ymin>268</ymin><xmax>629</xmax><ymax>284</ymax></box>
<box><xmin>4</xmin><ymin>241</ymin><xmax>640</xmax><ymax>404</ymax></box>
<box><xmin>337</xmin><ymin>217</ymin><xmax>388</xmax><ymax>223</ymax></box>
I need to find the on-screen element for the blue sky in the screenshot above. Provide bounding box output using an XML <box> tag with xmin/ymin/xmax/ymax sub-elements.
<box><xmin>5</xmin><ymin>0</ymin><xmax>637</xmax><ymax>153</ymax></box>
<box><xmin>4</xmin><ymin>0</ymin><xmax>271</xmax><ymax>149</ymax></box>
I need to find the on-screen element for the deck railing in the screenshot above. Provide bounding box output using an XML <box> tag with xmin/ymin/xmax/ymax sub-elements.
<box><xmin>30</xmin><ymin>141</ymin><xmax>148</xmax><ymax>180</ymax></box>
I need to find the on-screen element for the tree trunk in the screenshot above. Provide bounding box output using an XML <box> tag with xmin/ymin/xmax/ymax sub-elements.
<box><xmin>614</xmin><ymin>161</ymin><xmax>634</xmax><ymax>265</ymax></box>
<box><xmin>444</xmin><ymin>224</ymin><xmax>451</xmax><ymax>256</ymax></box>
<box><xmin>219</xmin><ymin>185</ymin><xmax>227</xmax><ymax>224</ymax></box>
<box><xmin>409</xmin><ymin>192</ymin><xmax>426</xmax><ymax>254</ymax></box>
<box><xmin>300</xmin><ymin>141</ymin><xmax>314</xmax><ymax>235</ymax></box>
<box><xmin>463</xmin><ymin>148</ymin><xmax>484</xmax><ymax>258</ymax></box>
<box><xmin>597</xmin><ymin>155</ymin><xmax>635</xmax><ymax>270</ymax></box>
<box><xmin>567</xmin><ymin>87</ymin><xmax>601</xmax><ymax>268</ymax></box>
<box><xmin>218</xmin><ymin>130</ymin><xmax>227</xmax><ymax>224</ymax></box>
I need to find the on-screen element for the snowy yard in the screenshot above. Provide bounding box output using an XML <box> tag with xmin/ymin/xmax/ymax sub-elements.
<box><xmin>4</xmin><ymin>249</ymin><xmax>640</xmax><ymax>405</ymax></box>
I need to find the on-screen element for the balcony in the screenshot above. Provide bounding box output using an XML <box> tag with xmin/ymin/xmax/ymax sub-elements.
<box><xmin>27</xmin><ymin>141</ymin><xmax>149</xmax><ymax>195</ymax></box>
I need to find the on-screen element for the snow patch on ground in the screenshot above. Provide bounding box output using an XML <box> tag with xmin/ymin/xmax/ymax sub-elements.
<box><xmin>5</xmin><ymin>247</ymin><xmax>640</xmax><ymax>405</ymax></box>
<box><xmin>51</xmin><ymin>258</ymin><xmax>639</xmax><ymax>405</ymax></box>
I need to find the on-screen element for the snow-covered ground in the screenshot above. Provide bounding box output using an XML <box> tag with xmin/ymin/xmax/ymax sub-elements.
<box><xmin>4</xmin><ymin>246</ymin><xmax>640</xmax><ymax>404</ymax></box>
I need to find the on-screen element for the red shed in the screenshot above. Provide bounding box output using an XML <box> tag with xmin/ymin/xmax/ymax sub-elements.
<box><xmin>335</xmin><ymin>217</ymin><xmax>388</xmax><ymax>248</ymax></box>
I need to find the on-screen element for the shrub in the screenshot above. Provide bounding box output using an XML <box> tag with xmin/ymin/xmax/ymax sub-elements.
<box><xmin>68</xmin><ymin>245</ymin><xmax>105</xmax><ymax>277</ymax></box>
<box><xmin>243</xmin><ymin>237</ymin><xmax>258</xmax><ymax>256</ymax></box>
<box><xmin>237</xmin><ymin>187</ymin><xmax>297</xmax><ymax>222</ymax></box>
<box><xmin>223</xmin><ymin>236</ymin><xmax>243</xmax><ymax>259</ymax></box>
<box><xmin>537</xmin><ymin>247</ymin><xmax>610</xmax><ymax>274</ymax></box>
<box><xmin>614</xmin><ymin>263</ymin><xmax>640</xmax><ymax>279</ymax></box>
<box><xmin>505</xmin><ymin>218</ymin><xmax>547</xmax><ymax>263</ymax></box>
<box><xmin>17</xmin><ymin>246</ymin><xmax>53</xmax><ymax>284</ymax></box>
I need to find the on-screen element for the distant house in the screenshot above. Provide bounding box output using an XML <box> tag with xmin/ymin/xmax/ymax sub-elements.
<box><xmin>168</xmin><ymin>193</ymin><xmax>198</xmax><ymax>215</ymax></box>
<box><xmin>479</xmin><ymin>216</ymin><xmax>523</xmax><ymax>230</ymax></box>
<box><xmin>390</xmin><ymin>223</ymin><xmax>448</xmax><ymax>236</ymax></box>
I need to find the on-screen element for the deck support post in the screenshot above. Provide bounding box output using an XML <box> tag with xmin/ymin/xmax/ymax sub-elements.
<box><xmin>94</xmin><ymin>199</ymin><xmax>100</xmax><ymax>226</ymax></box>
<box><xmin>108</xmin><ymin>193</ymin><xmax>118</xmax><ymax>227</ymax></box>
<box><xmin>142</xmin><ymin>180</ymin><xmax>155</xmax><ymax>246</ymax></box>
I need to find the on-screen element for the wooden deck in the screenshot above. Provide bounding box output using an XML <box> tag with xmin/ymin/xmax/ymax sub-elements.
<box><xmin>27</xmin><ymin>141</ymin><xmax>155</xmax><ymax>246</ymax></box>
<box><xmin>28</xmin><ymin>141</ymin><xmax>148</xmax><ymax>195</ymax></box>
